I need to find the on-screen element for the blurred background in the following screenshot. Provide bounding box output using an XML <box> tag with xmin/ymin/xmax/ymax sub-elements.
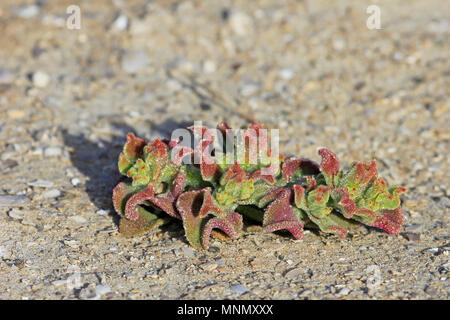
<box><xmin>0</xmin><ymin>0</ymin><xmax>448</xmax><ymax>299</ymax></box>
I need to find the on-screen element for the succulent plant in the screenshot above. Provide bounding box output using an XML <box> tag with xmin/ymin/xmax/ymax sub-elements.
<box><xmin>112</xmin><ymin>123</ymin><xmax>406</xmax><ymax>249</ymax></box>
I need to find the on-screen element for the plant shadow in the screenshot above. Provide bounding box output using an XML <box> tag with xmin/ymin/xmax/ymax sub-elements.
<box><xmin>62</xmin><ymin>122</ymin><xmax>136</xmax><ymax>227</ymax></box>
<box><xmin>62</xmin><ymin>120</ymin><xmax>193</xmax><ymax>236</ymax></box>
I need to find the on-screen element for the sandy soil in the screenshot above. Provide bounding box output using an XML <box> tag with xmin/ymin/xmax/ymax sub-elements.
<box><xmin>0</xmin><ymin>0</ymin><xmax>448</xmax><ymax>299</ymax></box>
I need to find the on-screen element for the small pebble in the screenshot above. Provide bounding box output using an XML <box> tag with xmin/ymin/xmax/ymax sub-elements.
<box><xmin>284</xmin><ymin>267</ymin><xmax>303</xmax><ymax>279</ymax></box>
<box><xmin>0</xmin><ymin>194</ymin><xmax>30</xmax><ymax>207</ymax></box>
<box><xmin>230</xmin><ymin>284</ymin><xmax>249</xmax><ymax>294</ymax></box>
<box><xmin>32</xmin><ymin>71</ymin><xmax>50</xmax><ymax>88</ymax></box>
<box><xmin>64</xmin><ymin>240</ymin><xmax>79</xmax><ymax>248</ymax></box>
<box><xmin>96</xmin><ymin>209</ymin><xmax>109</xmax><ymax>216</ymax></box>
<box><xmin>199</xmin><ymin>263</ymin><xmax>218</xmax><ymax>272</ymax></box>
<box><xmin>27</xmin><ymin>179</ymin><xmax>54</xmax><ymax>188</ymax></box>
<box><xmin>14</xmin><ymin>5</ymin><xmax>39</xmax><ymax>19</ymax></box>
<box><xmin>203</xmin><ymin>60</ymin><xmax>216</xmax><ymax>74</ymax></box>
<box><xmin>338</xmin><ymin>287</ymin><xmax>351</xmax><ymax>295</ymax></box>
<box><xmin>405</xmin><ymin>224</ymin><xmax>423</xmax><ymax>232</ymax></box>
<box><xmin>51</xmin><ymin>280</ymin><xmax>67</xmax><ymax>287</ymax></box>
<box><xmin>95</xmin><ymin>284</ymin><xmax>111</xmax><ymax>296</ymax></box>
<box><xmin>0</xmin><ymin>69</ymin><xmax>14</xmax><ymax>84</ymax></box>
<box><xmin>239</xmin><ymin>84</ymin><xmax>259</xmax><ymax>97</ymax></box>
<box><xmin>229</xmin><ymin>11</ymin><xmax>253</xmax><ymax>36</ymax></box>
<box><xmin>7</xmin><ymin>110</ymin><xmax>25</xmax><ymax>119</ymax></box>
<box><xmin>182</xmin><ymin>247</ymin><xmax>195</xmax><ymax>258</ymax></box>
<box><xmin>112</xmin><ymin>14</ymin><xmax>128</xmax><ymax>31</ymax></box>
<box><xmin>42</xmin><ymin>189</ymin><xmax>61</xmax><ymax>199</ymax></box>
<box><xmin>44</xmin><ymin>147</ymin><xmax>62</xmax><ymax>157</ymax></box>
<box><xmin>0</xmin><ymin>246</ymin><xmax>11</xmax><ymax>259</ymax></box>
<box><xmin>69</xmin><ymin>215</ymin><xmax>88</xmax><ymax>224</ymax></box>
<box><xmin>121</xmin><ymin>50</ymin><xmax>150</xmax><ymax>74</ymax></box>
<box><xmin>208</xmin><ymin>246</ymin><xmax>220</xmax><ymax>253</ymax></box>
<box><xmin>402</xmin><ymin>232</ymin><xmax>420</xmax><ymax>242</ymax></box>
<box><xmin>8</xmin><ymin>209</ymin><xmax>25</xmax><ymax>220</ymax></box>
<box><xmin>278</xmin><ymin>68</ymin><xmax>294</xmax><ymax>80</ymax></box>
<box><xmin>71</xmin><ymin>178</ymin><xmax>80</xmax><ymax>186</ymax></box>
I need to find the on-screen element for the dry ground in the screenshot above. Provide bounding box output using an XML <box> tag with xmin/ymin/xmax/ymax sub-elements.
<box><xmin>0</xmin><ymin>0</ymin><xmax>448</xmax><ymax>299</ymax></box>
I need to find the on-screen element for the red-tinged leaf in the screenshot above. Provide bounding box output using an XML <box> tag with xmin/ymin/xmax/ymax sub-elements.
<box><xmin>250</xmin><ymin>167</ymin><xmax>276</xmax><ymax>184</ymax></box>
<box><xmin>331</xmin><ymin>187</ymin><xmax>357</xmax><ymax>218</ymax></box>
<box><xmin>293</xmin><ymin>185</ymin><xmax>305</xmax><ymax>209</ymax></box>
<box><xmin>124</xmin><ymin>133</ymin><xmax>147</xmax><ymax>160</ymax></box>
<box><xmin>200</xmin><ymin>161</ymin><xmax>220</xmax><ymax>181</ymax></box>
<box><xmin>145</xmin><ymin>138</ymin><xmax>168</xmax><ymax>160</ymax></box>
<box><xmin>201</xmin><ymin>212</ymin><xmax>243</xmax><ymax>249</ymax></box>
<box><xmin>282</xmin><ymin>158</ymin><xmax>302</xmax><ymax>181</ymax></box>
<box><xmin>354</xmin><ymin>161</ymin><xmax>378</xmax><ymax>185</ymax></box>
<box><xmin>119</xmin><ymin>206</ymin><xmax>170</xmax><ymax>237</ymax></box>
<box><xmin>150</xmin><ymin>171</ymin><xmax>186</xmax><ymax>219</ymax></box>
<box><xmin>282</xmin><ymin>158</ymin><xmax>321</xmax><ymax>181</ymax></box>
<box><xmin>318</xmin><ymin>148</ymin><xmax>339</xmax><ymax>186</ymax></box>
<box><xmin>354</xmin><ymin>207</ymin><xmax>377</xmax><ymax>225</ymax></box>
<box><xmin>325</xmin><ymin>225</ymin><xmax>348</xmax><ymax>240</ymax></box>
<box><xmin>124</xmin><ymin>186</ymin><xmax>155</xmax><ymax>220</ymax></box>
<box><xmin>371</xmin><ymin>207</ymin><xmax>404</xmax><ymax>235</ymax></box>
<box><xmin>263</xmin><ymin>188</ymin><xmax>304</xmax><ymax>239</ymax></box>
<box><xmin>305</xmin><ymin>176</ymin><xmax>317</xmax><ymax>191</ymax></box>
<box><xmin>176</xmin><ymin>188</ymin><xmax>225</xmax><ymax>249</ymax></box>
<box><xmin>258</xmin><ymin>187</ymin><xmax>284</xmax><ymax>207</ymax></box>
<box><xmin>112</xmin><ymin>182</ymin><xmax>141</xmax><ymax>216</ymax></box>
<box><xmin>221</xmin><ymin>163</ymin><xmax>247</xmax><ymax>184</ymax></box>
<box><xmin>338</xmin><ymin>161</ymin><xmax>378</xmax><ymax>199</ymax></box>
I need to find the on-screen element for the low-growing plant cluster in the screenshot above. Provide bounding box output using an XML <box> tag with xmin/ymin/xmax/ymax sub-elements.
<box><xmin>113</xmin><ymin>122</ymin><xmax>406</xmax><ymax>249</ymax></box>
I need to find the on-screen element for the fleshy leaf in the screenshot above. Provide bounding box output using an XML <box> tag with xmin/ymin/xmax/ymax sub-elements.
<box><xmin>151</xmin><ymin>170</ymin><xmax>186</xmax><ymax>219</ymax></box>
<box><xmin>118</xmin><ymin>133</ymin><xmax>147</xmax><ymax>174</ymax></box>
<box><xmin>371</xmin><ymin>207</ymin><xmax>404</xmax><ymax>235</ymax></box>
<box><xmin>119</xmin><ymin>206</ymin><xmax>170</xmax><ymax>237</ymax></box>
<box><xmin>201</xmin><ymin>212</ymin><xmax>243</xmax><ymax>249</ymax></box>
<box><xmin>318</xmin><ymin>148</ymin><xmax>339</xmax><ymax>186</ymax></box>
<box><xmin>282</xmin><ymin>158</ymin><xmax>320</xmax><ymax>182</ymax></box>
<box><xmin>216</xmin><ymin>164</ymin><xmax>254</xmax><ymax>207</ymax></box>
<box><xmin>124</xmin><ymin>186</ymin><xmax>155</xmax><ymax>220</ymax></box>
<box><xmin>331</xmin><ymin>187</ymin><xmax>357</xmax><ymax>218</ymax></box>
<box><xmin>263</xmin><ymin>188</ymin><xmax>304</xmax><ymax>239</ymax></box>
<box><xmin>338</xmin><ymin>161</ymin><xmax>378</xmax><ymax>199</ymax></box>
<box><xmin>360</xmin><ymin>178</ymin><xmax>406</xmax><ymax>211</ymax></box>
<box><xmin>304</xmin><ymin>186</ymin><xmax>349</xmax><ymax>238</ymax></box>
<box><xmin>177</xmin><ymin>188</ymin><xmax>224</xmax><ymax>249</ymax></box>
<box><xmin>112</xmin><ymin>182</ymin><xmax>140</xmax><ymax>216</ymax></box>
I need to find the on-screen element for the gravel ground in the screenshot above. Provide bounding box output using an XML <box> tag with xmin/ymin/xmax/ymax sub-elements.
<box><xmin>0</xmin><ymin>0</ymin><xmax>448</xmax><ymax>300</ymax></box>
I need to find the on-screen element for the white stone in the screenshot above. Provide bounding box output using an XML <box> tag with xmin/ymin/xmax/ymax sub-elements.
<box><xmin>42</xmin><ymin>189</ymin><xmax>61</xmax><ymax>199</ymax></box>
<box><xmin>203</xmin><ymin>60</ymin><xmax>216</xmax><ymax>74</ymax></box>
<box><xmin>15</xmin><ymin>5</ymin><xmax>39</xmax><ymax>19</ymax></box>
<box><xmin>71</xmin><ymin>178</ymin><xmax>80</xmax><ymax>186</ymax></box>
<box><xmin>96</xmin><ymin>209</ymin><xmax>109</xmax><ymax>216</ymax></box>
<box><xmin>8</xmin><ymin>209</ymin><xmax>25</xmax><ymax>219</ymax></box>
<box><xmin>69</xmin><ymin>215</ymin><xmax>88</xmax><ymax>224</ymax></box>
<box><xmin>278</xmin><ymin>68</ymin><xmax>294</xmax><ymax>80</ymax></box>
<box><xmin>32</xmin><ymin>71</ymin><xmax>50</xmax><ymax>88</ymax></box>
<box><xmin>27</xmin><ymin>180</ymin><xmax>54</xmax><ymax>188</ymax></box>
<box><xmin>229</xmin><ymin>12</ymin><xmax>253</xmax><ymax>36</ymax></box>
<box><xmin>95</xmin><ymin>284</ymin><xmax>111</xmax><ymax>296</ymax></box>
<box><xmin>121</xmin><ymin>50</ymin><xmax>150</xmax><ymax>74</ymax></box>
<box><xmin>44</xmin><ymin>147</ymin><xmax>62</xmax><ymax>157</ymax></box>
<box><xmin>230</xmin><ymin>284</ymin><xmax>249</xmax><ymax>294</ymax></box>
<box><xmin>0</xmin><ymin>246</ymin><xmax>11</xmax><ymax>259</ymax></box>
<box><xmin>112</xmin><ymin>14</ymin><xmax>128</xmax><ymax>31</ymax></box>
